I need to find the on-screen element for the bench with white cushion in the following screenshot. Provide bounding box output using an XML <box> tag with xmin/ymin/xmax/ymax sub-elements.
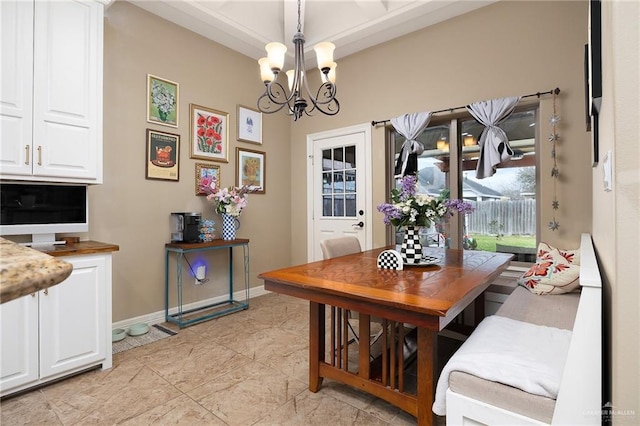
<box><xmin>437</xmin><ymin>233</ymin><xmax>602</xmax><ymax>425</ymax></box>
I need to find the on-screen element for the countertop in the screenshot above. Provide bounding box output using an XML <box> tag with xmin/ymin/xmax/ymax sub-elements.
<box><xmin>0</xmin><ymin>238</ymin><xmax>119</xmax><ymax>304</ymax></box>
<box><xmin>39</xmin><ymin>240</ymin><xmax>119</xmax><ymax>257</ymax></box>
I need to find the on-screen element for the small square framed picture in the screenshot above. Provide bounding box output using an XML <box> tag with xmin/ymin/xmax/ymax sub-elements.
<box><xmin>190</xmin><ymin>104</ymin><xmax>229</xmax><ymax>163</ymax></box>
<box><xmin>146</xmin><ymin>129</ymin><xmax>180</xmax><ymax>181</ymax></box>
<box><xmin>147</xmin><ymin>74</ymin><xmax>179</xmax><ymax>128</ymax></box>
<box><xmin>195</xmin><ymin>163</ymin><xmax>220</xmax><ymax>196</ymax></box>
<box><xmin>237</xmin><ymin>104</ymin><xmax>262</xmax><ymax>144</ymax></box>
<box><xmin>236</xmin><ymin>147</ymin><xmax>265</xmax><ymax>194</ymax></box>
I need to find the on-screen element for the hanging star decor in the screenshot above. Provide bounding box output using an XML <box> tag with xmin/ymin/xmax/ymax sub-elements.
<box><xmin>548</xmin><ymin>90</ymin><xmax>561</xmax><ymax>231</ymax></box>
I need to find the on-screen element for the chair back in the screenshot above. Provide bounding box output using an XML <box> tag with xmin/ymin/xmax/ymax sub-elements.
<box><xmin>320</xmin><ymin>236</ymin><xmax>362</xmax><ymax>260</ymax></box>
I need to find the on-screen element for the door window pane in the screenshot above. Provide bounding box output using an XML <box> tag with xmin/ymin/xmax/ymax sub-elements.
<box><xmin>320</xmin><ymin>145</ymin><xmax>357</xmax><ymax>218</ymax></box>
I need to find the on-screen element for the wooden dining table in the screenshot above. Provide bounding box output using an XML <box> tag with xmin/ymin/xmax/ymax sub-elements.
<box><xmin>258</xmin><ymin>246</ymin><xmax>513</xmax><ymax>425</ymax></box>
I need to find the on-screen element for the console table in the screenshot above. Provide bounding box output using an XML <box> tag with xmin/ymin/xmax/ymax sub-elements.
<box><xmin>164</xmin><ymin>239</ymin><xmax>250</xmax><ymax>328</ymax></box>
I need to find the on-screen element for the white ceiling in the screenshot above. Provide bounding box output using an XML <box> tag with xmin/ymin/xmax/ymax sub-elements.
<box><xmin>125</xmin><ymin>0</ymin><xmax>496</xmax><ymax>68</ymax></box>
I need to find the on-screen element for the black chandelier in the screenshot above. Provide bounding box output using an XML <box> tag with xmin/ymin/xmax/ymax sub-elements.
<box><xmin>256</xmin><ymin>0</ymin><xmax>339</xmax><ymax>121</ymax></box>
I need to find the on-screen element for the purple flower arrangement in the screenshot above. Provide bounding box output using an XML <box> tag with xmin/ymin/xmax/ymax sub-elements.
<box><xmin>377</xmin><ymin>175</ymin><xmax>475</xmax><ymax>228</ymax></box>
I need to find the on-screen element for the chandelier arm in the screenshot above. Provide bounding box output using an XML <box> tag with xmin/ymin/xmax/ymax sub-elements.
<box><xmin>307</xmin><ymin>81</ymin><xmax>337</xmax><ymax>106</ymax></box>
<box><xmin>258</xmin><ymin>82</ymin><xmax>291</xmax><ymax>114</ymax></box>
<box><xmin>265</xmin><ymin>79</ymin><xmax>296</xmax><ymax>106</ymax></box>
<box><xmin>306</xmin><ymin>83</ymin><xmax>340</xmax><ymax>116</ymax></box>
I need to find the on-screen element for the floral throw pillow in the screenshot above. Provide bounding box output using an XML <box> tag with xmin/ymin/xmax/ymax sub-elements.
<box><xmin>537</xmin><ymin>242</ymin><xmax>580</xmax><ymax>266</ymax></box>
<box><xmin>518</xmin><ymin>248</ymin><xmax>580</xmax><ymax>295</ymax></box>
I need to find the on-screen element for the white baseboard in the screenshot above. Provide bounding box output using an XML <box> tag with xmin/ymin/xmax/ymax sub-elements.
<box><xmin>112</xmin><ymin>284</ymin><xmax>270</xmax><ymax>330</ymax></box>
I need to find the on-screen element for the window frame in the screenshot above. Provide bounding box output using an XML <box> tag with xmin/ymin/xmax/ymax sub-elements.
<box><xmin>384</xmin><ymin>102</ymin><xmax>541</xmax><ymax>256</ymax></box>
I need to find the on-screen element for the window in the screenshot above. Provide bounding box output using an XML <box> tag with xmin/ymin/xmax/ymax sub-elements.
<box><xmin>389</xmin><ymin>107</ymin><xmax>538</xmax><ymax>261</ymax></box>
<box><xmin>322</xmin><ymin>146</ymin><xmax>357</xmax><ymax>217</ymax></box>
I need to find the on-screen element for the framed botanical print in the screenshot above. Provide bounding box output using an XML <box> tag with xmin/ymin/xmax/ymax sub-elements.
<box><xmin>236</xmin><ymin>147</ymin><xmax>265</xmax><ymax>194</ymax></box>
<box><xmin>237</xmin><ymin>104</ymin><xmax>262</xmax><ymax>144</ymax></box>
<box><xmin>189</xmin><ymin>104</ymin><xmax>229</xmax><ymax>162</ymax></box>
<box><xmin>195</xmin><ymin>163</ymin><xmax>220</xmax><ymax>196</ymax></box>
<box><xmin>147</xmin><ymin>74</ymin><xmax>179</xmax><ymax>128</ymax></box>
<box><xmin>146</xmin><ymin>129</ymin><xmax>179</xmax><ymax>181</ymax></box>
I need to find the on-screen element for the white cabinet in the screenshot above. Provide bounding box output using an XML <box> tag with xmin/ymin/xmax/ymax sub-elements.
<box><xmin>0</xmin><ymin>294</ymin><xmax>39</xmax><ymax>393</ymax></box>
<box><xmin>0</xmin><ymin>0</ymin><xmax>103</xmax><ymax>183</ymax></box>
<box><xmin>0</xmin><ymin>253</ymin><xmax>113</xmax><ymax>397</ymax></box>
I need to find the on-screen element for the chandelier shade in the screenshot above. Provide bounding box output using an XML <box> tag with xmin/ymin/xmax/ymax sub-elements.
<box><xmin>256</xmin><ymin>0</ymin><xmax>339</xmax><ymax>121</ymax></box>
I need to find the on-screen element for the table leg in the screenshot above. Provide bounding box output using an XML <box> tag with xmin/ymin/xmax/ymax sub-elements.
<box><xmin>309</xmin><ymin>301</ymin><xmax>325</xmax><ymax>392</ymax></box>
<box><xmin>474</xmin><ymin>292</ymin><xmax>485</xmax><ymax>326</ymax></box>
<box><xmin>417</xmin><ymin>327</ymin><xmax>437</xmax><ymax>426</ymax></box>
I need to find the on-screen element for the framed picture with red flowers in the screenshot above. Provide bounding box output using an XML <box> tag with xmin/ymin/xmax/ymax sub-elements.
<box><xmin>189</xmin><ymin>104</ymin><xmax>229</xmax><ymax>162</ymax></box>
<box><xmin>195</xmin><ymin>163</ymin><xmax>220</xmax><ymax>196</ymax></box>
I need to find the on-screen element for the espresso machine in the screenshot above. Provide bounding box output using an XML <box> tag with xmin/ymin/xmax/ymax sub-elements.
<box><xmin>170</xmin><ymin>212</ymin><xmax>201</xmax><ymax>243</ymax></box>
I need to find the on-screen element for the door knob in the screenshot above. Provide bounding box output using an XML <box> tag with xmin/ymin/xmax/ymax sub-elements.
<box><xmin>353</xmin><ymin>221</ymin><xmax>364</xmax><ymax>228</ymax></box>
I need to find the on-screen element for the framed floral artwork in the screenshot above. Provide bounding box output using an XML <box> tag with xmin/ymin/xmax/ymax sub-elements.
<box><xmin>236</xmin><ymin>147</ymin><xmax>265</xmax><ymax>194</ymax></box>
<box><xmin>146</xmin><ymin>129</ymin><xmax>180</xmax><ymax>181</ymax></box>
<box><xmin>237</xmin><ymin>104</ymin><xmax>262</xmax><ymax>144</ymax></box>
<box><xmin>189</xmin><ymin>104</ymin><xmax>229</xmax><ymax>162</ymax></box>
<box><xmin>147</xmin><ymin>74</ymin><xmax>179</xmax><ymax>128</ymax></box>
<box><xmin>195</xmin><ymin>163</ymin><xmax>220</xmax><ymax>196</ymax></box>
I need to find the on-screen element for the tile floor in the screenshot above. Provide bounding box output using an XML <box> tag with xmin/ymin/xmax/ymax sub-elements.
<box><xmin>1</xmin><ymin>293</ymin><xmax>451</xmax><ymax>425</ymax></box>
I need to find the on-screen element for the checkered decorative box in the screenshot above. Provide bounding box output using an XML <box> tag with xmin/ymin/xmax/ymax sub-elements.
<box><xmin>377</xmin><ymin>249</ymin><xmax>404</xmax><ymax>270</ymax></box>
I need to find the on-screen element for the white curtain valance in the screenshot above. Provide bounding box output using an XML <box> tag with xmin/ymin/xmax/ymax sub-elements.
<box><xmin>391</xmin><ymin>111</ymin><xmax>432</xmax><ymax>177</ymax></box>
<box><xmin>466</xmin><ymin>96</ymin><xmax>521</xmax><ymax>179</ymax></box>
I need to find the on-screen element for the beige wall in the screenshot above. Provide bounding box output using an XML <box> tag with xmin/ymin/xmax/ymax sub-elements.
<box><xmin>93</xmin><ymin>1</ymin><xmax>292</xmax><ymax>322</ymax></box>
<box><xmin>596</xmin><ymin>0</ymin><xmax>640</xmax><ymax>420</ymax></box>
<box><xmin>289</xmin><ymin>0</ymin><xmax>592</xmax><ymax>266</ymax></box>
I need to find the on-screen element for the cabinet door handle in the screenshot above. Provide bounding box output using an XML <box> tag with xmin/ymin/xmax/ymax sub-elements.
<box><xmin>25</xmin><ymin>145</ymin><xmax>30</xmax><ymax>165</ymax></box>
<box><xmin>43</xmin><ymin>288</ymin><xmax>48</xmax><ymax>296</ymax></box>
<box><xmin>31</xmin><ymin>292</ymin><xmax>36</xmax><ymax>297</ymax></box>
<box><xmin>37</xmin><ymin>146</ymin><xmax>42</xmax><ymax>166</ymax></box>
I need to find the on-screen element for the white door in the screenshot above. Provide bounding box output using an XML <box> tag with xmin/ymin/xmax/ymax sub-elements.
<box><xmin>307</xmin><ymin>124</ymin><xmax>372</xmax><ymax>261</ymax></box>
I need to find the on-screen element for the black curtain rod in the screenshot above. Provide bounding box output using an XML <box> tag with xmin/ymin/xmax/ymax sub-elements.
<box><xmin>370</xmin><ymin>87</ymin><xmax>561</xmax><ymax>127</ymax></box>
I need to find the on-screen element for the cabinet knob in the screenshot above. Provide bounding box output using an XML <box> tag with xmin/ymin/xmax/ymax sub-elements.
<box><xmin>43</xmin><ymin>288</ymin><xmax>48</xmax><ymax>296</ymax></box>
<box><xmin>37</xmin><ymin>146</ymin><xmax>42</xmax><ymax>166</ymax></box>
<box><xmin>25</xmin><ymin>145</ymin><xmax>30</xmax><ymax>165</ymax></box>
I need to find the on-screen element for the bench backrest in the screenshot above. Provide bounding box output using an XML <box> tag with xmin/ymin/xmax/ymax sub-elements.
<box><xmin>552</xmin><ymin>233</ymin><xmax>602</xmax><ymax>425</ymax></box>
